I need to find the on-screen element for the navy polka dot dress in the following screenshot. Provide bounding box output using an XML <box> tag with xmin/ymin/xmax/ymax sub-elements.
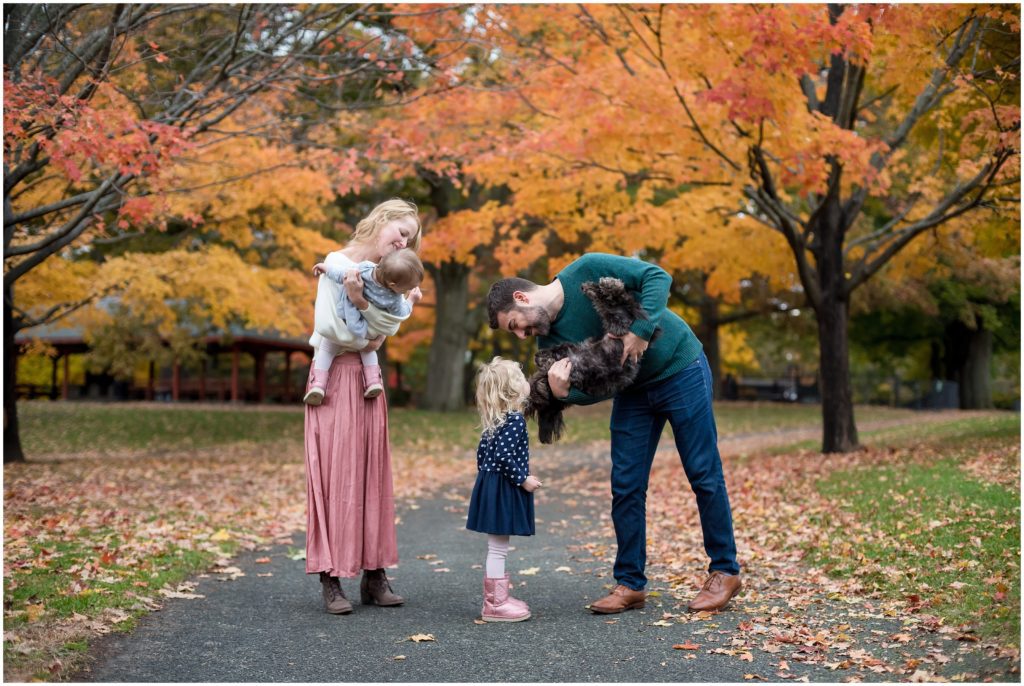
<box><xmin>466</xmin><ymin>412</ymin><xmax>535</xmax><ymax>536</ymax></box>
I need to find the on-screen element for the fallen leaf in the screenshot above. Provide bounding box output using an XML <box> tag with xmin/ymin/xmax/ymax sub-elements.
<box><xmin>673</xmin><ymin>642</ymin><xmax>701</xmax><ymax>650</ymax></box>
<box><xmin>255</xmin><ymin>557</ymin><xmax>271</xmax><ymax>564</ymax></box>
<box><xmin>393</xmin><ymin>655</ymin><xmax>406</xmax><ymax>661</ymax></box>
<box><xmin>409</xmin><ymin>633</ymin><xmax>435</xmax><ymax>642</ymax></box>
<box><xmin>651</xmin><ymin>620</ymin><xmax>673</xmax><ymax>627</ymax></box>
<box><xmin>210</xmin><ymin>529</ymin><xmax>232</xmax><ymax>542</ymax></box>
<box><xmin>26</xmin><ymin>604</ymin><xmax>44</xmax><ymax>622</ymax></box>
<box><xmin>520</xmin><ymin>567</ymin><xmax>541</xmax><ymax>576</ymax></box>
<box><xmin>159</xmin><ymin>589</ymin><xmax>205</xmax><ymax>599</ymax></box>
<box><xmin>555</xmin><ymin>566</ymin><xmax>572</xmax><ymax>572</ymax></box>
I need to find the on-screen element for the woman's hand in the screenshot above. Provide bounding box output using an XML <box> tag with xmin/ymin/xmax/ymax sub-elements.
<box><xmin>343</xmin><ymin>268</ymin><xmax>369</xmax><ymax>310</ymax></box>
<box><xmin>361</xmin><ymin>335</ymin><xmax>385</xmax><ymax>352</ymax></box>
<box><xmin>547</xmin><ymin>358</ymin><xmax>572</xmax><ymax>399</ymax></box>
<box><xmin>608</xmin><ymin>331</ymin><xmax>649</xmax><ymax>366</ymax></box>
<box><xmin>522</xmin><ymin>475</ymin><xmax>543</xmax><ymax>492</ymax></box>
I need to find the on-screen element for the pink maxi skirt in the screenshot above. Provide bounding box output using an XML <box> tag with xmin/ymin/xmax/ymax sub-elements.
<box><xmin>304</xmin><ymin>353</ymin><xmax>398</xmax><ymax>577</ymax></box>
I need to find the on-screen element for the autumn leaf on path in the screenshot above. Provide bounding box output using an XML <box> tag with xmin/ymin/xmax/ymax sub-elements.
<box><xmin>254</xmin><ymin>557</ymin><xmax>271</xmax><ymax>564</ymax></box>
<box><xmin>215</xmin><ymin>566</ymin><xmax>245</xmax><ymax>581</ymax></box>
<box><xmin>673</xmin><ymin>641</ymin><xmax>701</xmax><ymax>650</ymax></box>
<box><xmin>651</xmin><ymin>620</ymin><xmax>673</xmax><ymax>627</ymax></box>
<box><xmin>159</xmin><ymin>588</ymin><xmax>205</xmax><ymax>600</ymax></box>
<box><xmin>519</xmin><ymin>567</ymin><xmax>540</xmax><ymax>576</ymax></box>
<box><xmin>409</xmin><ymin>633</ymin><xmax>435</xmax><ymax>643</ymax></box>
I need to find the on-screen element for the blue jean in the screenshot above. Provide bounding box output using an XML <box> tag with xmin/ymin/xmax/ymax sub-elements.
<box><xmin>609</xmin><ymin>353</ymin><xmax>739</xmax><ymax>590</ymax></box>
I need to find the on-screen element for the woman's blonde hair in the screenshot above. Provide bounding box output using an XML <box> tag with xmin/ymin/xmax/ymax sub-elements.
<box><xmin>350</xmin><ymin>198</ymin><xmax>422</xmax><ymax>252</ymax></box>
<box><xmin>475</xmin><ymin>357</ymin><xmax>529</xmax><ymax>435</ymax></box>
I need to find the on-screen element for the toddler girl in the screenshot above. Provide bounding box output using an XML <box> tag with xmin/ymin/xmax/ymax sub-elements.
<box><xmin>466</xmin><ymin>357</ymin><xmax>542</xmax><ymax>622</ymax></box>
<box><xmin>306</xmin><ymin>248</ymin><xmax>424</xmax><ymax>403</ymax></box>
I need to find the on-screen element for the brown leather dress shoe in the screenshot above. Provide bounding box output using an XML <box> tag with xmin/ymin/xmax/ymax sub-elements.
<box><xmin>588</xmin><ymin>584</ymin><xmax>647</xmax><ymax>614</ymax></box>
<box><xmin>687</xmin><ymin>571</ymin><xmax>742</xmax><ymax>612</ymax></box>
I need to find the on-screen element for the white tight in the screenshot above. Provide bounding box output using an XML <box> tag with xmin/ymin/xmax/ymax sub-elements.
<box><xmin>486</xmin><ymin>535</ymin><xmax>510</xmax><ymax>579</ymax></box>
<box><xmin>313</xmin><ymin>341</ymin><xmax>379</xmax><ymax>372</ymax></box>
<box><xmin>313</xmin><ymin>339</ymin><xmax>341</xmax><ymax>371</ymax></box>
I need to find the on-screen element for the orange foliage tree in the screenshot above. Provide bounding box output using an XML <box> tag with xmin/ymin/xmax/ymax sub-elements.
<box><xmin>466</xmin><ymin>4</ymin><xmax>1019</xmax><ymax>452</ymax></box>
<box><xmin>3</xmin><ymin>4</ymin><xmax>463</xmax><ymax>461</ymax></box>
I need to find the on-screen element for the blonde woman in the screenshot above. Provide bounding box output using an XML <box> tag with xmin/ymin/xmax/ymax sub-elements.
<box><xmin>305</xmin><ymin>199</ymin><xmax>422</xmax><ymax>615</ymax></box>
<box><xmin>466</xmin><ymin>357</ymin><xmax>543</xmax><ymax>622</ymax></box>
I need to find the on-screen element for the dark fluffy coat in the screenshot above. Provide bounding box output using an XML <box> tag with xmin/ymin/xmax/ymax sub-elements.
<box><xmin>525</xmin><ymin>277</ymin><xmax>660</xmax><ymax>443</ymax></box>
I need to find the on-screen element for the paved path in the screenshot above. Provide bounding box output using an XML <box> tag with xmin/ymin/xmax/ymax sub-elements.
<box><xmin>77</xmin><ymin>438</ymin><xmax>1017</xmax><ymax>683</ymax></box>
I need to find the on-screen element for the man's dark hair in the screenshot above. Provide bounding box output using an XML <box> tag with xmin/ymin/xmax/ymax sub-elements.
<box><xmin>486</xmin><ymin>277</ymin><xmax>538</xmax><ymax>329</ymax></box>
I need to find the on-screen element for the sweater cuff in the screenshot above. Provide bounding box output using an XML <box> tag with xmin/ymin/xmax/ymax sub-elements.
<box><xmin>630</xmin><ymin>318</ymin><xmax>658</xmax><ymax>341</ymax></box>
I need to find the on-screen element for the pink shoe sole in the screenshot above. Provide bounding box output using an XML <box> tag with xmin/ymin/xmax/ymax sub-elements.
<box><xmin>481</xmin><ymin>612</ymin><xmax>531</xmax><ymax>622</ymax></box>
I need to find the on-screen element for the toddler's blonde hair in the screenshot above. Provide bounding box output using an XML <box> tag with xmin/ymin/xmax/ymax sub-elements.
<box><xmin>475</xmin><ymin>357</ymin><xmax>529</xmax><ymax>435</ymax></box>
<box><xmin>350</xmin><ymin>198</ymin><xmax>422</xmax><ymax>252</ymax></box>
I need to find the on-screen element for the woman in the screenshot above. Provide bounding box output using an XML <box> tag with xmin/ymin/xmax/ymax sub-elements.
<box><xmin>304</xmin><ymin>198</ymin><xmax>422</xmax><ymax>614</ymax></box>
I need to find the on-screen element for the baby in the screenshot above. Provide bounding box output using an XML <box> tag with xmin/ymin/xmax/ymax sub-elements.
<box><xmin>305</xmin><ymin>248</ymin><xmax>424</xmax><ymax>403</ymax></box>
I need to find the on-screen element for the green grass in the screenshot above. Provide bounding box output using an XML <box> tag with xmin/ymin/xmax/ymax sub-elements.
<box><xmin>809</xmin><ymin>415</ymin><xmax>1021</xmax><ymax>646</ymax></box>
<box><xmin>18</xmin><ymin>402</ymin><xmax>305</xmax><ymax>455</ymax></box>
<box><xmin>16</xmin><ymin>402</ymin><xmax>616</xmax><ymax>456</ymax></box>
<box><xmin>3</xmin><ymin>532</ymin><xmax>226</xmax><ymax>680</ymax></box>
<box><xmin>17</xmin><ymin>400</ymin><xmax>927</xmax><ymax>457</ymax></box>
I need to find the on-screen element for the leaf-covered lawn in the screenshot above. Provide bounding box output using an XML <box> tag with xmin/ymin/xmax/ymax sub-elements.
<box><xmin>553</xmin><ymin>412</ymin><xmax>1020</xmax><ymax>681</ymax></box>
<box><xmin>4</xmin><ymin>403</ymin><xmax>1018</xmax><ymax>681</ymax></box>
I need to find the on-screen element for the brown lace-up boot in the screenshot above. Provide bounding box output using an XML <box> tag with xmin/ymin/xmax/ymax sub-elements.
<box><xmin>319</xmin><ymin>572</ymin><xmax>353</xmax><ymax>614</ymax></box>
<box><xmin>360</xmin><ymin>568</ymin><xmax>404</xmax><ymax>606</ymax></box>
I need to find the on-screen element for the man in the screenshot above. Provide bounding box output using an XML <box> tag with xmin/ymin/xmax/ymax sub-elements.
<box><xmin>487</xmin><ymin>253</ymin><xmax>741</xmax><ymax>614</ymax></box>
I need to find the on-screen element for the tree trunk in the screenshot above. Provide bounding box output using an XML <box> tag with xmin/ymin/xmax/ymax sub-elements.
<box><xmin>945</xmin><ymin>319</ymin><xmax>993</xmax><ymax>409</ymax></box>
<box><xmin>816</xmin><ymin>296</ymin><xmax>858</xmax><ymax>452</ymax></box>
<box><xmin>4</xmin><ymin>284</ymin><xmax>26</xmax><ymax>463</ymax></box>
<box><xmin>813</xmin><ymin>186</ymin><xmax>859</xmax><ymax>453</ymax></box>
<box><xmin>695</xmin><ymin>295</ymin><xmax>722</xmax><ymax>398</ymax></box>
<box><xmin>423</xmin><ymin>260</ymin><xmax>471</xmax><ymax>411</ymax></box>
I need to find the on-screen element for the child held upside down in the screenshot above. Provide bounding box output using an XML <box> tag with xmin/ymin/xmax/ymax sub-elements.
<box><xmin>305</xmin><ymin>248</ymin><xmax>423</xmax><ymax>403</ymax></box>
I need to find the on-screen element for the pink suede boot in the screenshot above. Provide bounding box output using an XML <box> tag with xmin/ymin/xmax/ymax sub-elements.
<box><xmin>481</xmin><ymin>575</ymin><xmax>531</xmax><ymax>622</ymax></box>
<box><xmin>303</xmin><ymin>368</ymin><xmax>329</xmax><ymax>406</ymax></box>
<box><xmin>362</xmin><ymin>364</ymin><xmax>384</xmax><ymax>399</ymax></box>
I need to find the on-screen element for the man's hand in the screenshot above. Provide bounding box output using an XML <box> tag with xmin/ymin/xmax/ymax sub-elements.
<box><xmin>343</xmin><ymin>268</ymin><xmax>369</xmax><ymax>310</ymax></box>
<box><xmin>361</xmin><ymin>335</ymin><xmax>385</xmax><ymax>352</ymax></box>
<box><xmin>312</xmin><ymin>262</ymin><xmax>327</xmax><ymax>276</ymax></box>
<box><xmin>522</xmin><ymin>475</ymin><xmax>543</xmax><ymax>492</ymax></box>
<box><xmin>610</xmin><ymin>331</ymin><xmax>649</xmax><ymax>366</ymax></box>
<box><xmin>407</xmin><ymin>286</ymin><xmax>423</xmax><ymax>305</ymax></box>
<box><xmin>548</xmin><ymin>358</ymin><xmax>572</xmax><ymax>399</ymax></box>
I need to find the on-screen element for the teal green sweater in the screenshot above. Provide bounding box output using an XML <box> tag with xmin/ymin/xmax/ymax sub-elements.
<box><xmin>540</xmin><ymin>253</ymin><xmax>703</xmax><ymax>406</ymax></box>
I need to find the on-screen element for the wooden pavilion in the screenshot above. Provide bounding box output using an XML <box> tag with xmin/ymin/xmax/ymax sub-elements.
<box><xmin>14</xmin><ymin>324</ymin><xmax>313</xmax><ymax>403</ymax></box>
